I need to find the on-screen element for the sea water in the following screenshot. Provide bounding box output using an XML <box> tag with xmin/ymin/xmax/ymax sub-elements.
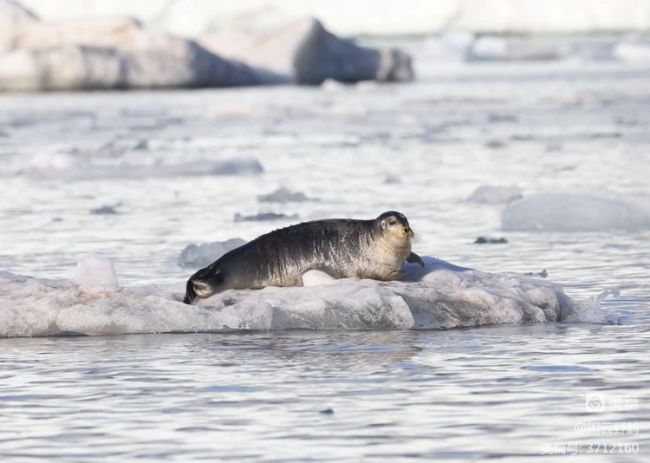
<box><xmin>1</xmin><ymin>44</ymin><xmax>649</xmax><ymax>460</ymax></box>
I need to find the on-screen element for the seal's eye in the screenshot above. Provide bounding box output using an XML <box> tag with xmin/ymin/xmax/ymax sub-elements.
<box><xmin>388</xmin><ymin>219</ymin><xmax>397</xmax><ymax>226</ymax></box>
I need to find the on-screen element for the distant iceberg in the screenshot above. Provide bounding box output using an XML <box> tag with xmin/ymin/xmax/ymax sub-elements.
<box><xmin>1</xmin><ymin>1</ymin><xmax>412</xmax><ymax>91</ymax></box>
<box><xmin>0</xmin><ymin>256</ymin><xmax>588</xmax><ymax>338</ymax></box>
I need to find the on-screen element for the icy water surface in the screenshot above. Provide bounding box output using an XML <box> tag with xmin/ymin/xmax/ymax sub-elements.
<box><xmin>1</xmin><ymin>49</ymin><xmax>650</xmax><ymax>459</ymax></box>
<box><xmin>1</xmin><ymin>328</ymin><xmax>649</xmax><ymax>461</ymax></box>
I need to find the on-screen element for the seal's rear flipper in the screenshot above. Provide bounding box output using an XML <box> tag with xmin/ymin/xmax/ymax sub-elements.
<box><xmin>407</xmin><ymin>252</ymin><xmax>425</xmax><ymax>267</ymax></box>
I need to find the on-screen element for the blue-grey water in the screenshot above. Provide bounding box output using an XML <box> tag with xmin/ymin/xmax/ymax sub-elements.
<box><xmin>1</xmin><ymin>47</ymin><xmax>649</xmax><ymax>460</ymax></box>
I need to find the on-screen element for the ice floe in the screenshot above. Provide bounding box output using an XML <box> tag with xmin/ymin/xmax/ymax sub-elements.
<box><xmin>502</xmin><ymin>192</ymin><xmax>650</xmax><ymax>232</ymax></box>
<box><xmin>614</xmin><ymin>41</ymin><xmax>650</xmax><ymax>62</ymax></box>
<box><xmin>0</xmin><ymin>255</ymin><xmax>590</xmax><ymax>337</ymax></box>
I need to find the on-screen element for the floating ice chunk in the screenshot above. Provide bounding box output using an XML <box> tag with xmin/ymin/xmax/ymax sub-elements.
<box><xmin>384</xmin><ymin>173</ymin><xmax>402</xmax><ymax>184</ymax></box>
<box><xmin>0</xmin><ymin>256</ymin><xmax>590</xmax><ymax>337</ymax></box>
<box><xmin>468</xmin><ymin>185</ymin><xmax>522</xmax><ymax>204</ymax></box>
<box><xmin>178</xmin><ymin>238</ymin><xmax>246</xmax><ymax>268</ymax></box>
<box><xmin>258</xmin><ymin>186</ymin><xmax>310</xmax><ymax>203</ymax></box>
<box><xmin>29</xmin><ymin>151</ymin><xmax>76</xmax><ymax>170</ymax></box>
<box><xmin>320</xmin><ymin>78</ymin><xmax>347</xmax><ymax>92</ymax></box>
<box><xmin>422</xmin><ymin>30</ymin><xmax>474</xmax><ymax>62</ymax></box>
<box><xmin>90</xmin><ymin>204</ymin><xmax>120</xmax><ymax>215</ymax></box>
<box><xmin>302</xmin><ymin>270</ymin><xmax>336</xmax><ymax>287</ymax></box>
<box><xmin>614</xmin><ymin>41</ymin><xmax>650</xmax><ymax>62</ymax></box>
<box><xmin>74</xmin><ymin>255</ymin><xmax>119</xmax><ymax>294</ymax></box>
<box><xmin>474</xmin><ymin>236</ymin><xmax>507</xmax><ymax>244</ymax></box>
<box><xmin>468</xmin><ymin>36</ymin><xmax>561</xmax><ymax>62</ymax></box>
<box><xmin>502</xmin><ymin>192</ymin><xmax>650</xmax><ymax>232</ymax></box>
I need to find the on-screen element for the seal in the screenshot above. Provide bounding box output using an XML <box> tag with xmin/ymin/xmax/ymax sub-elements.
<box><xmin>183</xmin><ymin>211</ymin><xmax>424</xmax><ymax>304</ymax></box>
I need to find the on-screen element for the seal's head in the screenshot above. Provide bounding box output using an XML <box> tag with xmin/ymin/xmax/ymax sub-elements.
<box><xmin>374</xmin><ymin>211</ymin><xmax>414</xmax><ymax>247</ymax></box>
<box><xmin>183</xmin><ymin>264</ymin><xmax>225</xmax><ymax>304</ymax></box>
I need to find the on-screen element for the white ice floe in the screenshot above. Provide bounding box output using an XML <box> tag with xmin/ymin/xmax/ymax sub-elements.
<box><xmin>18</xmin><ymin>153</ymin><xmax>263</xmax><ymax>179</ymax></box>
<box><xmin>614</xmin><ymin>41</ymin><xmax>650</xmax><ymax>62</ymax></box>
<box><xmin>467</xmin><ymin>36</ymin><xmax>562</xmax><ymax>62</ymax></box>
<box><xmin>178</xmin><ymin>239</ymin><xmax>247</xmax><ymax>269</ymax></box>
<box><xmin>502</xmin><ymin>192</ymin><xmax>650</xmax><ymax>232</ymax></box>
<box><xmin>468</xmin><ymin>185</ymin><xmax>522</xmax><ymax>204</ymax></box>
<box><xmin>0</xmin><ymin>256</ymin><xmax>590</xmax><ymax>338</ymax></box>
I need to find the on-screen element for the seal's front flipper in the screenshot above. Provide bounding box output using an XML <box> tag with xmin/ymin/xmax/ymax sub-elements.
<box><xmin>386</xmin><ymin>270</ymin><xmax>407</xmax><ymax>281</ymax></box>
<box><xmin>406</xmin><ymin>252</ymin><xmax>425</xmax><ymax>267</ymax></box>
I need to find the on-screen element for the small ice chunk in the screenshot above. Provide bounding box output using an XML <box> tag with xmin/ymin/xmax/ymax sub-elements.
<box><xmin>485</xmin><ymin>139</ymin><xmax>506</xmax><ymax>149</ymax></box>
<box><xmin>614</xmin><ymin>42</ymin><xmax>650</xmax><ymax>62</ymax></box>
<box><xmin>90</xmin><ymin>205</ymin><xmax>119</xmax><ymax>215</ymax></box>
<box><xmin>178</xmin><ymin>239</ymin><xmax>246</xmax><ymax>268</ymax></box>
<box><xmin>210</xmin><ymin>159</ymin><xmax>263</xmax><ymax>175</ymax></box>
<box><xmin>474</xmin><ymin>236</ymin><xmax>507</xmax><ymax>244</ymax></box>
<box><xmin>258</xmin><ymin>187</ymin><xmax>309</xmax><ymax>203</ymax></box>
<box><xmin>133</xmin><ymin>139</ymin><xmax>149</xmax><ymax>151</ymax></box>
<box><xmin>74</xmin><ymin>256</ymin><xmax>118</xmax><ymax>293</ymax></box>
<box><xmin>29</xmin><ymin>152</ymin><xmax>76</xmax><ymax>171</ymax></box>
<box><xmin>321</xmin><ymin>79</ymin><xmax>347</xmax><ymax>92</ymax></box>
<box><xmin>302</xmin><ymin>270</ymin><xmax>336</xmax><ymax>287</ymax></box>
<box><xmin>468</xmin><ymin>36</ymin><xmax>561</xmax><ymax>61</ymax></box>
<box><xmin>384</xmin><ymin>173</ymin><xmax>402</xmax><ymax>184</ymax></box>
<box><xmin>468</xmin><ymin>185</ymin><xmax>522</xmax><ymax>204</ymax></box>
